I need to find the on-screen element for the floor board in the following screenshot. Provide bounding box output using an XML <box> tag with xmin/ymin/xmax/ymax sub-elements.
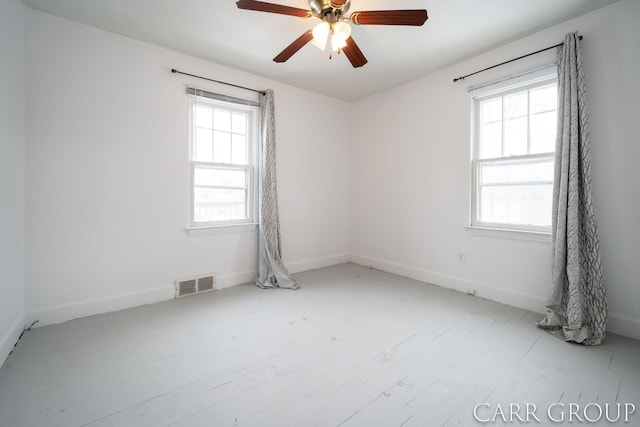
<box><xmin>1</xmin><ymin>263</ymin><xmax>638</xmax><ymax>426</ymax></box>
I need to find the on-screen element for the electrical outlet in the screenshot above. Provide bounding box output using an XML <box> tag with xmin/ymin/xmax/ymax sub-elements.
<box><xmin>457</xmin><ymin>252</ymin><xmax>466</xmax><ymax>263</ymax></box>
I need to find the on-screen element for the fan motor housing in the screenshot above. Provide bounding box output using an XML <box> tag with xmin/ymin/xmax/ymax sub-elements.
<box><xmin>309</xmin><ymin>0</ymin><xmax>351</xmax><ymax>19</ymax></box>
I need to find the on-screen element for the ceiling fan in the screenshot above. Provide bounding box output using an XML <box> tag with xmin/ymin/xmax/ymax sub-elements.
<box><xmin>236</xmin><ymin>0</ymin><xmax>428</xmax><ymax>68</ymax></box>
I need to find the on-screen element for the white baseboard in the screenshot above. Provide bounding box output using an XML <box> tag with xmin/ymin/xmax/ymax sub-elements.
<box><xmin>349</xmin><ymin>253</ymin><xmax>548</xmax><ymax>314</ymax></box>
<box><xmin>215</xmin><ymin>253</ymin><xmax>351</xmax><ymax>287</ymax></box>
<box><xmin>1</xmin><ymin>313</ymin><xmax>26</xmax><ymax>367</ymax></box>
<box><xmin>349</xmin><ymin>253</ymin><xmax>640</xmax><ymax>341</ymax></box>
<box><xmin>608</xmin><ymin>313</ymin><xmax>640</xmax><ymax>341</ymax></box>
<box><xmin>286</xmin><ymin>253</ymin><xmax>350</xmax><ymax>274</ymax></box>
<box><xmin>23</xmin><ymin>253</ymin><xmax>349</xmax><ymax>329</ymax></box>
<box><xmin>216</xmin><ymin>269</ymin><xmax>257</xmax><ymax>290</ymax></box>
<box><xmin>216</xmin><ymin>253</ymin><xmax>350</xmax><ymax>288</ymax></box>
<box><xmin>23</xmin><ymin>253</ymin><xmax>637</xmax><ymax>341</ymax></box>
<box><xmin>26</xmin><ymin>270</ymin><xmax>263</xmax><ymax>328</ymax></box>
<box><xmin>26</xmin><ymin>286</ymin><xmax>175</xmax><ymax>328</ymax></box>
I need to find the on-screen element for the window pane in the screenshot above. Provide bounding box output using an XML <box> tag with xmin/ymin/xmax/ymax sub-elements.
<box><xmin>231</xmin><ymin>134</ymin><xmax>247</xmax><ymax>164</ymax></box>
<box><xmin>504</xmin><ymin>117</ymin><xmax>527</xmax><ymax>156</ymax></box>
<box><xmin>232</xmin><ymin>113</ymin><xmax>247</xmax><ymax>134</ymax></box>
<box><xmin>194</xmin><ymin>128</ymin><xmax>213</xmax><ymax>162</ymax></box>
<box><xmin>480</xmin><ymin>122</ymin><xmax>502</xmax><ymax>159</ymax></box>
<box><xmin>530</xmin><ymin>111</ymin><xmax>557</xmax><ymax>154</ymax></box>
<box><xmin>213</xmin><ymin>109</ymin><xmax>231</xmax><ymax>131</ymax></box>
<box><xmin>195</xmin><ymin>105</ymin><xmax>212</xmax><ymax>129</ymax></box>
<box><xmin>480</xmin><ymin>159</ymin><xmax>553</xmax><ymax>185</ymax></box>
<box><xmin>479</xmin><ymin>184</ymin><xmax>552</xmax><ymax>226</ymax></box>
<box><xmin>504</xmin><ymin>91</ymin><xmax>528</xmax><ymax>119</ymax></box>
<box><xmin>480</xmin><ymin>98</ymin><xmax>502</xmax><ymax>124</ymax></box>
<box><xmin>213</xmin><ymin>130</ymin><xmax>231</xmax><ymax>163</ymax></box>
<box><xmin>194</xmin><ymin>167</ymin><xmax>246</xmax><ymax>188</ymax></box>
<box><xmin>193</xmin><ymin>188</ymin><xmax>247</xmax><ymax>223</ymax></box>
<box><xmin>530</xmin><ymin>84</ymin><xmax>557</xmax><ymax>114</ymax></box>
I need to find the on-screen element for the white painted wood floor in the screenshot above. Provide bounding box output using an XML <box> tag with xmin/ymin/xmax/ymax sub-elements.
<box><xmin>1</xmin><ymin>263</ymin><xmax>639</xmax><ymax>426</ymax></box>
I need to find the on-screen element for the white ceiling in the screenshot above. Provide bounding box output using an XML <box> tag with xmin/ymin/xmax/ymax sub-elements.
<box><xmin>21</xmin><ymin>0</ymin><xmax>619</xmax><ymax>101</ymax></box>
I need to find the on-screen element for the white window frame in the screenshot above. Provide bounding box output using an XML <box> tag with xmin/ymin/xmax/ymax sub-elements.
<box><xmin>187</xmin><ymin>90</ymin><xmax>258</xmax><ymax>229</ymax></box>
<box><xmin>471</xmin><ymin>76</ymin><xmax>558</xmax><ymax>234</ymax></box>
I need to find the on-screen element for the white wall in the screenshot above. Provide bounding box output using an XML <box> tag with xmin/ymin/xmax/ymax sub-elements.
<box><xmin>350</xmin><ymin>0</ymin><xmax>640</xmax><ymax>340</ymax></box>
<box><xmin>0</xmin><ymin>0</ymin><xmax>26</xmax><ymax>364</ymax></box>
<box><xmin>24</xmin><ymin>9</ymin><xmax>350</xmax><ymax>326</ymax></box>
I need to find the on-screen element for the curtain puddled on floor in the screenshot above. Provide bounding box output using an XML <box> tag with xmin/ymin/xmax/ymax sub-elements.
<box><xmin>255</xmin><ymin>89</ymin><xmax>299</xmax><ymax>290</ymax></box>
<box><xmin>536</xmin><ymin>32</ymin><xmax>606</xmax><ymax>345</ymax></box>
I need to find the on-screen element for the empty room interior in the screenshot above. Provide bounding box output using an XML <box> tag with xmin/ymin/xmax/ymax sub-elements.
<box><xmin>1</xmin><ymin>0</ymin><xmax>639</xmax><ymax>425</ymax></box>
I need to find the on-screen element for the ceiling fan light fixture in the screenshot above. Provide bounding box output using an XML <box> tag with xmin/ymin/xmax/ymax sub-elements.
<box><xmin>236</xmin><ymin>0</ymin><xmax>427</xmax><ymax>68</ymax></box>
<box><xmin>331</xmin><ymin>21</ymin><xmax>351</xmax><ymax>51</ymax></box>
<box><xmin>311</xmin><ymin>21</ymin><xmax>330</xmax><ymax>51</ymax></box>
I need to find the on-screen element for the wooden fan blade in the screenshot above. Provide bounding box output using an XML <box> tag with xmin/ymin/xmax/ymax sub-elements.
<box><xmin>273</xmin><ymin>31</ymin><xmax>314</xmax><ymax>63</ymax></box>
<box><xmin>350</xmin><ymin>10</ymin><xmax>428</xmax><ymax>26</ymax></box>
<box><xmin>342</xmin><ymin>36</ymin><xmax>368</xmax><ymax>68</ymax></box>
<box><xmin>236</xmin><ymin>0</ymin><xmax>311</xmax><ymax>18</ymax></box>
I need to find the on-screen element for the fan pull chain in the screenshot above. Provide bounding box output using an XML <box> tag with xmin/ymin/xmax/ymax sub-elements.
<box><xmin>328</xmin><ymin>47</ymin><xmax>344</xmax><ymax>59</ymax></box>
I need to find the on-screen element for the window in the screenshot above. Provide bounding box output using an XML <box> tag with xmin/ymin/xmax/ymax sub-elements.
<box><xmin>472</xmin><ymin>77</ymin><xmax>557</xmax><ymax>232</ymax></box>
<box><xmin>188</xmin><ymin>88</ymin><xmax>258</xmax><ymax>227</ymax></box>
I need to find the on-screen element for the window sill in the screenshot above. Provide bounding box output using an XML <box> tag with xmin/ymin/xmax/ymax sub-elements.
<box><xmin>185</xmin><ymin>223</ymin><xmax>258</xmax><ymax>237</ymax></box>
<box><xmin>465</xmin><ymin>225</ymin><xmax>551</xmax><ymax>243</ymax></box>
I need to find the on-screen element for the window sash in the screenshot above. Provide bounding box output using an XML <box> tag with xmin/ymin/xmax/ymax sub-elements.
<box><xmin>472</xmin><ymin>154</ymin><xmax>554</xmax><ymax>232</ymax></box>
<box><xmin>190</xmin><ymin>162</ymin><xmax>253</xmax><ymax>226</ymax></box>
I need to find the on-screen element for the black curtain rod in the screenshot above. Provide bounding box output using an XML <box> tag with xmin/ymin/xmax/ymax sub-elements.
<box><xmin>453</xmin><ymin>35</ymin><xmax>583</xmax><ymax>83</ymax></box>
<box><xmin>171</xmin><ymin>68</ymin><xmax>266</xmax><ymax>95</ymax></box>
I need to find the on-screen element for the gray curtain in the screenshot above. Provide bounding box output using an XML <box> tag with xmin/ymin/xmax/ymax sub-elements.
<box><xmin>536</xmin><ymin>32</ymin><xmax>606</xmax><ymax>345</ymax></box>
<box><xmin>255</xmin><ymin>89</ymin><xmax>299</xmax><ymax>289</ymax></box>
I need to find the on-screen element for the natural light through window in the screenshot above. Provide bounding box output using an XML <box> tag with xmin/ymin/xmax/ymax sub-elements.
<box><xmin>472</xmin><ymin>77</ymin><xmax>557</xmax><ymax>232</ymax></box>
<box><xmin>189</xmin><ymin>92</ymin><xmax>257</xmax><ymax>227</ymax></box>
